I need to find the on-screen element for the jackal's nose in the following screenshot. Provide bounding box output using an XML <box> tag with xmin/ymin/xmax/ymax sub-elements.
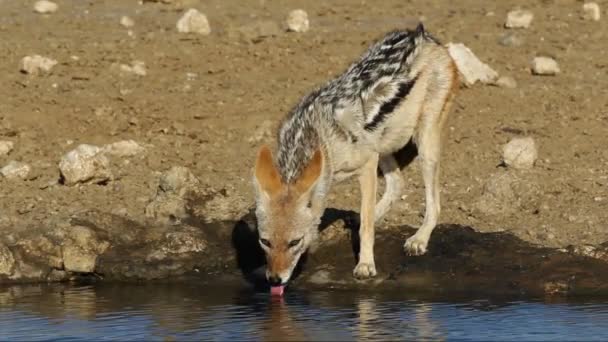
<box><xmin>268</xmin><ymin>275</ymin><xmax>283</xmax><ymax>286</ymax></box>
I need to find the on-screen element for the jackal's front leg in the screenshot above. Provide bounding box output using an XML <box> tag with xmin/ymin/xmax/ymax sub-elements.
<box><xmin>353</xmin><ymin>153</ymin><xmax>379</xmax><ymax>279</ymax></box>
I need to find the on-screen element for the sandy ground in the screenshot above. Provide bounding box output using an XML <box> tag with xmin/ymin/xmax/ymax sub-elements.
<box><xmin>0</xmin><ymin>0</ymin><xmax>607</xmax><ymax>251</ymax></box>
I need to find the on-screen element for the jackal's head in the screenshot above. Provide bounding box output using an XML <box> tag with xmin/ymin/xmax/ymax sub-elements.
<box><xmin>253</xmin><ymin>145</ymin><xmax>324</xmax><ymax>293</ymax></box>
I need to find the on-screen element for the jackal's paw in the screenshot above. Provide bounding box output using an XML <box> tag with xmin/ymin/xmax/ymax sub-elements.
<box><xmin>404</xmin><ymin>234</ymin><xmax>429</xmax><ymax>256</ymax></box>
<box><xmin>353</xmin><ymin>262</ymin><xmax>377</xmax><ymax>279</ymax></box>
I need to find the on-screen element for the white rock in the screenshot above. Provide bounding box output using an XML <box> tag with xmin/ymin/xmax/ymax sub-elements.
<box><xmin>103</xmin><ymin>140</ymin><xmax>145</xmax><ymax>157</ymax></box>
<box><xmin>286</xmin><ymin>9</ymin><xmax>309</xmax><ymax>33</ymax></box>
<box><xmin>583</xmin><ymin>3</ymin><xmax>601</xmax><ymax>21</ymax></box>
<box><xmin>493</xmin><ymin>76</ymin><xmax>517</xmax><ymax>89</ymax></box>
<box><xmin>447</xmin><ymin>43</ymin><xmax>498</xmax><ymax>86</ymax></box>
<box><xmin>119</xmin><ymin>60</ymin><xmax>146</xmax><ymax>76</ymax></box>
<box><xmin>20</xmin><ymin>55</ymin><xmax>58</xmax><ymax>75</ymax></box>
<box><xmin>0</xmin><ymin>141</ymin><xmax>14</xmax><ymax>156</ymax></box>
<box><xmin>502</xmin><ymin>137</ymin><xmax>538</xmax><ymax>169</ymax></box>
<box><xmin>33</xmin><ymin>0</ymin><xmax>58</xmax><ymax>14</ymax></box>
<box><xmin>505</xmin><ymin>9</ymin><xmax>534</xmax><ymax>28</ymax></box>
<box><xmin>59</xmin><ymin>144</ymin><xmax>113</xmax><ymax>185</ymax></box>
<box><xmin>531</xmin><ymin>56</ymin><xmax>560</xmax><ymax>76</ymax></box>
<box><xmin>120</xmin><ymin>16</ymin><xmax>135</xmax><ymax>28</ymax></box>
<box><xmin>0</xmin><ymin>161</ymin><xmax>31</xmax><ymax>180</ymax></box>
<box><xmin>176</xmin><ymin>9</ymin><xmax>211</xmax><ymax>35</ymax></box>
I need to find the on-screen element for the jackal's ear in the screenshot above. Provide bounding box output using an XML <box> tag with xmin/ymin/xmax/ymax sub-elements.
<box><xmin>294</xmin><ymin>149</ymin><xmax>323</xmax><ymax>195</ymax></box>
<box><xmin>254</xmin><ymin>145</ymin><xmax>282</xmax><ymax>197</ymax></box>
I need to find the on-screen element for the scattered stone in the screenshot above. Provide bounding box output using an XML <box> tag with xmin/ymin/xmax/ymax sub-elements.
<box><xmin>59</xmin><ymin>144</ymin><xmax>113</xmax><ymax>185</ymax></box>
<box><xmin>0</xmin><ymin>141</ymin><xmax>14</xmax><ymax>156</ymax></box>
<box><xmin>119</xmin><ymin>60</ymin><xmax>147</xmax><ymax>76</ymax></box>
<box><xmin>583</xmin><ymin>2</ymin><xmax>601</xmax><ymax>21</ymax></box>
<box><xmin>447</xmin><ymin>43</ymin><xmax>498</xmax><ymax>86</ymax></box>
<box><xmin>531</xmin><ymin>56</ymin><xmax>560</xmax><ymax>76</ymax></box>
<box><xmin>62</xmin><ymin>225</ymin><xmax>110</xmax><ymax>273</ymax></box>
<box><xmin>498</xmin><ymin>32</ymin><xmax>524</xmax><ymax>47</ymax></box>
<box><xmin>120</xmin><ymin>16</ymin><xmax>135</xmax><ymax>28</ymax></box>
<box><xmin>158</xmin><ymin>166</ymin><xmax>200</xmax><ymax>196</ymax></box>
<box><xmin>20</xmin><ymin>55</ymin><xmax>58</xmax><ymax>75</ymax></box>
<box><xmin>176</xmin><ymin>9</ymin><xmax>211</xmax><ymax>35</ymax></box>
<box><xmin>33</xmin><ymin>0</ymin><xmax>58</xmax><ymax>14</ymax></box>
<box><xmin>0</xmin><ymin>243</ymin><xmax>15</xmax><ymax>276</ymax></box>
<box><xmin>493</xmin><ymin>76</ymin><xmax>517</xmax><ymax>89</ymax></box>
<box><xmin>145</xmin><ymin>166</ymin><xmax>200</xmax><ymax>223</ymax></box>
<box><xmin>0</xmin><ymin>161</ymin><xmax>31</xmax><ymax>180</ymax></box>
<box><xmin>502</xmin><ymin>137</ymin><xmax>538</xmax><ymax>169</ymax></box>
<box><xmin>286</xmin><ymin>9</ymin><xmax>309</xmax><ymax>33</ymax></box>
<box><xmin>102</xmin><ymin>140</ymin><xmax>145</xmax><ymax>157</ymax></box>
<box><xmin>505</xmin><ymin>9</ymin><xmax>534</xmax><ymax>29</ymax></box>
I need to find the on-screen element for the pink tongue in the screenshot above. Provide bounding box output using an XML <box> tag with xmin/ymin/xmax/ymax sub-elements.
<box><xmin>270</xmin><ymin>285</ymin><xmax>285</xmax><ymax>296</ymax></box>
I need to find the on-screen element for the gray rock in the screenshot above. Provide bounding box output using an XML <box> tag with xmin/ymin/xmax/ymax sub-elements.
<box><xmin>176</xmin><ymin>9</ymin><xmax>211</xmax><ymax>35</ymax></box>
<box><xmin>505</xmin><ymin>9</ymin><xmax>533</xmax><ymax>29</ymax></box>
<box><xmin>503</xmin><ymin>137</ymin><xmax>538</xmax><ymax>169</ymax></box>
<box><xmin>1</xmin><ymin>161</ymin><xmax>31</xmax><ymax>180</ymax></box>
<box><xmin>0</xmin><ymin>141</ymin><xmax>14</xmax><ymax>156</ymax></box>
<box><xmin>20</xmin><ymin>55</ymin><xmax>57</xmax><ymax>75</ymax></box>
<box><xmin>59</xmin><ymin>144</ymin><xmax>113</xmax><ymax>185</ymax></box>
<box><xmin>447</xmin><ymin>43</ymin><xmax>498</xmax><ymax>86</ymax></box>
<box><xmin>531</xmin><ymin>57</ymin><xmax>560</xmax><ymax>76</ymax></box>
<box><xmin>33</xmin><ymin>0</ymin><xmax>58</xmax><ymax>14</ymax></box>
<box><xmin>62</xmin><ymin>225</ymin><xmax>110</xmax><ymax>273</ymax></box>
<box><xmin>0</xmin><ymin>243</ymin><xmax>15</xmax><ymax>276</ymax></box>
<box><xmin>286</xmin><ymin>9</ymin><xmax>309</xmax><ymax>33</ymax></box>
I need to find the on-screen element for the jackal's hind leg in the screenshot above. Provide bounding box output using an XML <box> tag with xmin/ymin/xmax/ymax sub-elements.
<box><xmin>374</xmin><ymin>155</ymin><xmax>403</xmax><ymax>223</ymax></box>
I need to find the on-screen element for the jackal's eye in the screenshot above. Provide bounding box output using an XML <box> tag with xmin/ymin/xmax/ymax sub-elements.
<box><xmin>259</xmin><ymin>238</ymin><xmax>272</xmax><ymax>248</ymax></box>
<box><xmin>288</xmin><ymin>238</ymin><xmax>302</xmax><ymax>248</ymax></box>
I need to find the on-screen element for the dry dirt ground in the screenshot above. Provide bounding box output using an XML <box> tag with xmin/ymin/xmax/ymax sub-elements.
<box><xmin>0</xmin><ymin>0</ymin><xmax>607</xmax><ymax>253</ymax></box>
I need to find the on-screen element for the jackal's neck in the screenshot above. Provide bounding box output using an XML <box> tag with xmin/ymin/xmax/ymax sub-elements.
<box><xmin>275</xmin><ymin>101</ymin><xmax>326</xmax><ymax>184</ymax></box>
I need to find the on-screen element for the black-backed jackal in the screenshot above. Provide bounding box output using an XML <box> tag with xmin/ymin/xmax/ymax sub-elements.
<box><xmin>253</xmin><ymin>24</ymin><xmax>459</xmax><ymax>295</ymax></box>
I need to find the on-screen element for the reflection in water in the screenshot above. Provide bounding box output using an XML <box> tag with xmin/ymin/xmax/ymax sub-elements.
<box><xmin>1</xmin><ymin>283</ymin><xmax>608</xmax><ymax>341</ymax></box>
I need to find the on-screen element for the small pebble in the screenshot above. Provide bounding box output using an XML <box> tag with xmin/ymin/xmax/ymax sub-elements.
<box><xmin>505</xmin><ymin>9</ymin><xmax>534</xmax><ymax>29</ymax></box>
<box><xmin>531</xmin><ymin>56</ymin><xmax>560</xmax><ymax>76</ymax></box>
<box><xmin>0</xmin><ymin>141</ymin><xmax>14</xmax><ymax>156</ymax></box>
<box><xmin>286</xmin><ymin>9</ymin><xmax>309</xmax><ymax>33</ymax></box>
<box><xmin>582</xmin><ymin>2</ymin><xmax>601</xmax><ymax>21</ymax></box>
<box><xmin>33</xmin><ymin>0</ymin><xmax>58</xmax><ymax>14</ymax></box>
<box><xmin>176</xmin><ymin>9</ymin><xmax>211</xmax><ymax>35</ymax></box>
<box><xmin>120</xmin><ymin>16</ymin><xmax>135</xmax><ymax>28</ymax></box>
<box><xmin>120</xmin><ymin>60</ymin><xmax>147</xmax><ymax>76</ymax></box>
<box><xmin>502</xmin><ymin>137</ymin><xmax>538</xmax><ymax>169</ymax></box>
<box><xmin>1</xmin><ymin>161</ymin><xmax>31</xmax><ymax>180</ymax></box>
<box><xmin>20</xmin><ymin>55</ymin><xmax>57</xmax><ymax>75</ymax></box>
